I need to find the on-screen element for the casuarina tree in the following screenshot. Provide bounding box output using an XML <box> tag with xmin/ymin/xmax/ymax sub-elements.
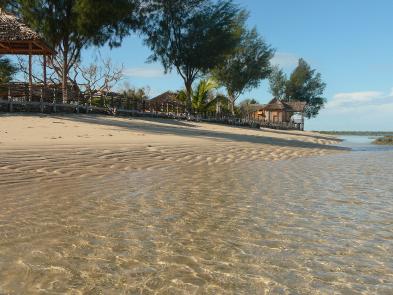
<box><xmin>268</xmin><ymin>65</ymin><xmax>287</xmax><ymax>100</ymax></box>
<box><xmin>213</xmin><ymin>15</ymin><xmax>274</xmax><ymax>115</ymax></box>
<box><xmin>141</xmin><ymin>0</ymin><xmax>242</xmax><ymax>112</ymax></box>
<box><xmin>286</xmin><ymin>58</ymin><xmax>326</xmax><ymax>118</ymax></box>
<box><xmin>16</xmin><ymin>0</ymin><xmax>141</xmax><ymax>101</ymax></box>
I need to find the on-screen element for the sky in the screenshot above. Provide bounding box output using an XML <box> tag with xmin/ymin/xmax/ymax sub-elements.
<box><xmin>20</xmin><ymin>0</ymin><xmax>393</xmax><ymax>131</ymax></box>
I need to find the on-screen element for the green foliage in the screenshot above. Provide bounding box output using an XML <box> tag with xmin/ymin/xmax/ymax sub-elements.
<box><xmin>238</xmin><ymin>98</ymin><xmax>258</xmax><ymax>116</ymax></box>
<box><xmin>0</xmin><ymin>57</ymin><xmax>17</xmax><ymax>84</ymax></box>
<box><xmin>286</xmin><ymin>58</ymin><xmax>326</xmax><ymax>118</ymax></box>
<box><xmin>268</xmin><ymin>65</ymin><xmax>287</xmax><ymax>100</ymax></box>
<box><xmin>141</xmin><ymin>0</ymin><xmax>242</xmax><ymax>109</ymax></box>
<box><xmin>16</xmin><ymin>0</ymin><xmax>140</xmax><ymax>100</ymax></box>
<box><xmin>19</xmin><ymin>0</ymin><xmax>140</xmax><ymax>49</ymax></box>
<box><xmin>192</xmin><ymin>79</ymin><xmax>218</xmax><ymax>112</ymax></box>
<box><xmin>178</xmin><ymin>78</ymin><xmax>218</xmax><ymax>113</ymax></box>
<box><xmin>213</xmin><ymin>21</ymin><xmax>274</xmax><ymax>112</ymax></box>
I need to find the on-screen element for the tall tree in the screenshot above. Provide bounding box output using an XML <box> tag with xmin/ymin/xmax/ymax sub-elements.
<box><xmin>286</xmin><ymin>58</ymin><xmax>326</xmax><ymax>118</ymax></box>
<box><xmin>0</xmin><ymin>56</ymin><xmax>17</xmax><ymax>84</ymax></box>
<box><xmin>17</xmin><ymin>0</ymin><xmax>140</xmax><ymax>101</ymax></box>
<box><xmin>141</xmin><ymin>0</ymin><xmax>242</xmax><ymax>112</ymax></box>
<box><xmin>268</xmin><ymin>65</ymin><xmax>287</xmax><ymax>100</ymax></box>
<box><xmin>213</xmin><ymin>23</ymin><xmax>274</xmax><ymax>114</ymax></box>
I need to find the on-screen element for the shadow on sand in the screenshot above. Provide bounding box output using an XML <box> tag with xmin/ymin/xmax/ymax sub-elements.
<box><xmin>51</xmin><ymin>114</ymin><xmax>347</xmax><ymax>151</ymax></box>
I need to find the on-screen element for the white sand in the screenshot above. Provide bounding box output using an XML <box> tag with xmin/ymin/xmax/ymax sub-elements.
<box><xmin>0</xmin><ymin>113</ymin><xmax>339</xmax><ymax>151</ymax></box>
<box><xmin>0</xmin><ymin>114</ymin><xmax>344</xmax><ymax>177</ymax></box>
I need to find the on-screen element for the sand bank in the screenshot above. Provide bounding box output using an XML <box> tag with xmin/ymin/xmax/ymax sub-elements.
<box><xmin>0</xmin><ymin>113</ymin><xmax>340</xmax><ymax>151</ymax></box>
<box><xmin>0</xmin><ymin>113</ymin><xmax>344</xmax><ymax>182</ymax></box>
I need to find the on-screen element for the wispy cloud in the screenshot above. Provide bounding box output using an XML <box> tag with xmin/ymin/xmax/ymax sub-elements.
<box><xmin>327</xmin><ymin>91</ymin><xmax>385</xmax><ymax>109</ymax></box>
<box><xmin>271</xmin><ymin>52</ymin><xmax>299</xmax><ymax>68</ymax></box>
<box><xmin>124</xmin><ymin>67</ymin><xmax>164</xmax><ymax>78</ymax></box>
<box><xmin>325</xmin><ymin>89</ymin><xmax>393</xmax><ymax>114</ymax></box>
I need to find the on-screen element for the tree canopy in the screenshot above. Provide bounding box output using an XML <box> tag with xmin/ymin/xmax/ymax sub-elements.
<box><xmin>0</xmin><ymin>57</ymin><xmax>17</xmax><ymax>84</ymax></box>
<box><xmin>15</xmin><ymin>0</ymin><xmax>141</xmax><ymax>101</ymax></box>
<box><xmin>268</xmin><ymin>65</ymin><xmax>287</xmax><ymax>100</ymax></box>
<box><xmin>141</xmin><ymin>0</ymin><xmax>242</xmax><ymax>111</ymax></box>
<box><xmin>286</xmin><ymin>59</ymin><xmax>326</xmax><ymax>118</ymax></box>
<box><xmin>213</xmin><ymin>23</ymin><xmax>274</xmax><ymax>114</ymax></box>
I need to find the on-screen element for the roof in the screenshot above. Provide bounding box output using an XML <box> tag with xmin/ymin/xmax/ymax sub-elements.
<box><xmin>262</xmin><ymin>98</ymin><xmax>306</xmax><ymax>112</ymax></box>
<box><xmin>247</xmin><ymin>104</ymin><xmax>266</xmax><ymax>113</ymax></box>
<box><xmin>0</xmin><ymin>9</ymin><xmax>54</xmax><ymax>55</ymax></box>
<box><xmin>149</xmin><ymin>91</ymin><xmax>182</xmax><ymax>105</ymax></box>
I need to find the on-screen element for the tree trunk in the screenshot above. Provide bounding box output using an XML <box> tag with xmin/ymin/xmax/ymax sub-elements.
<box><xmin>185</xmin><ymin>79</ymin><xmax>193</xmax><ymax>114</ymax></box>
<box><xmin>228</xmin><ymin>93</ymin><xmax>235</xmax><ymax>116</ymax></box>
<box><xmin>62</xmin><ymin>43</ymin><xmax>69</xmax><ymax>103</ymax></box>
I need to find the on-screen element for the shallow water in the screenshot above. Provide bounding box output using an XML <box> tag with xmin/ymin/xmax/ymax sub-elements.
<box><xmin>0</xmin><ymin>142</ymin><xmax>392</xmax><ymax>294</ymax></box>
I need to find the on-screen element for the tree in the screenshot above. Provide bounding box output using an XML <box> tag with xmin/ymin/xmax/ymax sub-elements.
<box><xmin>269</xmin><ymin>65</ymin><xmax>287</xmax><ymax>100</ymax></box>
<box><xmin>238</xmin><ymin>98</ymin><xmax>258</xmax><ymax>117</ymax></box>
<box><xmin>0</xmin><ymin>56</ymin><xmax>17</xmax><ymax>84</ymax></box>
<box><xmin>178</xmin><ymin>78</ymin><xmax>217</xmax><ymax>114</ymax></box>
<box><xmin>213</xmin><ymin>23</ymin><xmax>274</xmax><ymax>114</ymax></box>
<box><xmin>17</xmin><ymin>0</ymin><xmax>140</xmax><ymax>102</ymax></box>
<box><xmin>141</xmin><ymin>0</ymin><xmax>242</xmax><ymax>112</ymax></box>
<box><xmin>77</xmin><ymin>57</ymin><xmax>124</xmax><ymax>105</ymax></box>
<box><xmin>286</xmin><ymin>58</ymin><xmax>326</xmax><ymax>118</ymax></box>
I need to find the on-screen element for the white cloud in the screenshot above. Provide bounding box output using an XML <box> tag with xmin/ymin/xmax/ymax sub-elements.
<box><xmin>124</xmin><ymin>67</ymin><xmax>164</xmax><ymax>78</ymax></box>
<box><xmin>271</xmin><ymin>52</ymin><xmax>299</xmax><ymax>68</ymax></box>
<box><xmin>327</xmin><ymin>91</ymin><xmax>384</xmax><ymax>109</ymax></box>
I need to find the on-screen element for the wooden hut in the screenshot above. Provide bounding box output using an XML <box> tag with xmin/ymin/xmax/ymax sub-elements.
<box><xmin>0</xmin><ymin>8</ymin><xmax>54</xmax><ymax>109</ymax></box>
<box><xmin>250</xmin><ymin>98</ymin><xmax>307</xmax><ymax>130</ymax></box>
<box><xmin>148</xmin><ymin>91</ymin><xmax>185</xmax><ymax>115</ymax></box>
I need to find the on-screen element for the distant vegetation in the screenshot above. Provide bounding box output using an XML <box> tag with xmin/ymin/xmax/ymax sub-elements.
<box><xmin>269</xmin><ymin>59</ymin><xmax>326</xmax><ymax>119</ymax></box>
<box><xmin>0</xmin><ymin>57</ymin><xmax>17</xmax><ymax>84</ymax></box>
<box><xmin>318</xmin><ymin>131</ymin><xmax>393</xmax><ymax>136</ymax></box>
<box><xmin>1</xmin><ymin>0</ymin><xmax>327</xmax><ymax>118</ymax></box>
<box><xmin>373</xmin><ymin>136</ymin><xmax>393</xmax><ymax>145</ymax></box>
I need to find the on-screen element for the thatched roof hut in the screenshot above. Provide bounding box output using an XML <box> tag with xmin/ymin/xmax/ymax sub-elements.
<box><xmin>0</xmin><ymin>9</ymin><xmax>53</xmax><ymax>55</ymax></box>
<box><xmin>148</xmin><ymin>91</ymin><xmax>186</xmax><ymax>114</ymax></box>
<box><xmin>149</xmin><ymin>91</ymin><xmax>180</xmax><ymax>105</ymax></box>
<box><xmin>262</xmin><ymin>98</ymin><xmax>306</xmax><ymax>112</ymax></box>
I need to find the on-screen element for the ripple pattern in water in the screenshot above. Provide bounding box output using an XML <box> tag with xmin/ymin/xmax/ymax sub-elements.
<box><xmin>0</xmin><ymin>147</ymin><xmax>392</xmax><ymax>294</ymax></box>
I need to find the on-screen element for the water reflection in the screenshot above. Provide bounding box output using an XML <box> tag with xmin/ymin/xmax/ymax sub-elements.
<box><xmin>0</xmin><ymin>147</ymin><xmax>392</xmax><ymax>293</ymax></box>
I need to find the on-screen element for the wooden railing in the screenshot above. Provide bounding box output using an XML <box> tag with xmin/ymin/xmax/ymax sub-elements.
<box><xmin>0</xmin><ymin>83</ymin><xmax>303</xmax><ymax>131</ymax></box>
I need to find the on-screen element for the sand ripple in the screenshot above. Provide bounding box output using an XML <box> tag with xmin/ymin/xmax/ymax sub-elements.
<box><xmin>1</xmin><ymin>144</ymin><xmax>392</xmax><ymax>294</ymax></box>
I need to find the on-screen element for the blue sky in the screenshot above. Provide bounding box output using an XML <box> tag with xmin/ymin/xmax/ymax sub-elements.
<box><xmin>23</xmin><ymin>1</ymin><xmax>393</xmax><ymax>130</ymax></box>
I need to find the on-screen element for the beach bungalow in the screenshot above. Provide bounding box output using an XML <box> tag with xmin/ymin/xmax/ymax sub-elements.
<box><xmin>251</xmin><ymin>98</ymin><xmax>307</xmax><ymax>130</ymax></box>
<box><xmin>147</xmin><ymin>91</ymin><xmax>186</xmax><ymax>115</ymax></box>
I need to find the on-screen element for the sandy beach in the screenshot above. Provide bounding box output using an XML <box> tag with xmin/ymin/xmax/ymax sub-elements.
<box><xmin>0</xmin><ymin>113</ymin><xmax>340</xmax><ymax>151</ymax></box>
<box><xmin>0</xmin><ymin>113</ymin><xmax>351</xmax><ymax>294</ymax></box>
<box><xmin>2</xmin><ymin>114</ymin><xmax>393</xmax><ymax>294</ymax></box>
<box><xmin>0</xmin><ymin>113</ymin><xmax>343</xmax><ymax>183</ymax></box>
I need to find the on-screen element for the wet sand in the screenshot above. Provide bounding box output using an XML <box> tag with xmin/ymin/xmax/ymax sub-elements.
<box><xmin>2</xmin><ymin>114</ymin><xmax>376</xmax><ymax>294</ymax></box>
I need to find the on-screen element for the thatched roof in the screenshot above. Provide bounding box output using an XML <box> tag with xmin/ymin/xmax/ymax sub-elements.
<box><xmin>150</xmin><ymin>91</ymin><xmax>182</xmax><ymax>105</ymax></box>
<box><xmin>262</xmin><ymin>98</ymin><xmax>306</xmax><ymax>112</ymax></box>
<box><xmin>284</xmin><ymin>101</ymin><xmax>307</xmax><ymax>112</ymax></box>
<box><xmin>0</xmin><ymin>9</ymin><xmax>53</xmax><ymax>55</ymax></box>
<box><xmin>247</xmin><ymin>104</ymin><xmax>266</xmax><ymax>113</ymax></box>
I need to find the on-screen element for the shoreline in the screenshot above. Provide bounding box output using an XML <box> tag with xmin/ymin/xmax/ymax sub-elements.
<box><xmin>0</xmin><ymin>113</ymin><xmax>341</xmax><ymax>149</ymax></box>
<box><xmin>0</xmin><ymin>114</ymin><xmax>346</xmax><ymax>176</ymax></box>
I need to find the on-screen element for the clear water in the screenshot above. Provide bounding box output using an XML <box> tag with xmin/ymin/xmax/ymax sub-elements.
<box><xmin>0</xmin><ymin>143</ymin><xmax>392</xmax><ymax>294</ymax></box>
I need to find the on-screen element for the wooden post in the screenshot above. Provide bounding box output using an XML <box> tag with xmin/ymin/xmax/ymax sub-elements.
<box><xmin>8</xmin><ymin>84</ymin><xmax>13</xmax><ymax>112</ymax></box>
<box><xmin>28</xmin><ymin>42</ymin><xmax>33</xmax><ymax>102</ymax></box>
<box><xmin>41</xmin><ymin>55</ymin><xmax>46</xmax><ymax>113</ymax></box>
<box><xmin>53</xmin><ymin>88</ymin><xmax>57</xmax><ymax>112</ymax></box>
